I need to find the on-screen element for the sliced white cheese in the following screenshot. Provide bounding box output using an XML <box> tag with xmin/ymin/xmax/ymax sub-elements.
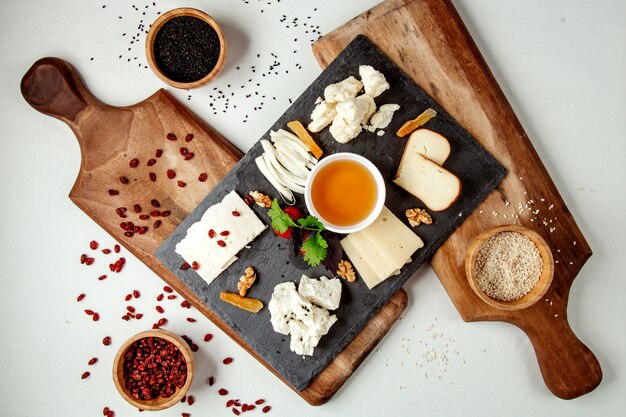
<box><xmin>324</xmin><ymin>76</ymin><xmax>363</xmax><ymax>103</ymax></box>
<box><xmin>175</xmin><ymin>191</ymin><xmax>266</xmax><ymax>284</ymax></box>
<box><xmin>370</xmin><ymin>103</ymin><xmax>400</xmax><ymax>130</ymax></box>
<box><xmin>359</xmin><ymin>65</ymin><xmax>390</xmax><ymax>98</ymax></box>
<box><xmin>298</xmin><ymin>275</ymin><xmax>342</xmax><ymax>310</ymax></box>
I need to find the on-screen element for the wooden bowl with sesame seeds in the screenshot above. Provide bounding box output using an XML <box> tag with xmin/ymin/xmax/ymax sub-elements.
<box><xmin>145</xmin><ymin>8</ymin><xmax>227</xmax><ymax>89</ymax></box>
<box><xmin>112</xmin><ymin>329</ymin><xmax>194</xmax><ymax>411</ymax></box>
<box><xmin>465</xmin><ymin>225</ymin><xmax>554</xmax><ymax>311</ymax></box>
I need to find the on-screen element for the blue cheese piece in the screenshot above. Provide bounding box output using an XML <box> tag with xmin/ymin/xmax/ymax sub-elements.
<box><xmin>307</xmin><ymin>99</ymin><xmax>337</xmax><ymax>133</ymax></box>
<box><xmin>324</xmin><ymin>76</ymin><xmax>363</xmax><ymax>103</ymax></box>
<box><xmin>175</xmin><ymin>191</ymin><xmax>266</xmax><ymax>284</ymax></box>
<box><xmin>359</xmin><ymin>65</ymin><xmax>390</xmax><ymax>98</ymax></box>
<box><xmin>298</xmin><ymin>275</ymin><xmax>342</xmax><ymax>310</ymax></box>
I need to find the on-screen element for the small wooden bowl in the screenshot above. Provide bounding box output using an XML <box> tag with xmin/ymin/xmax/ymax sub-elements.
<box><xmin>112</xmin><ymin>329</ymin><xmax>194</xmax><ymax>411</ymax></box>
<box><xmin>145</xmin><ymin>7</ymin><xmax>227</xmax><ymax>89</ymax></box>
<box><xmin>465</xmin><ymin>224</ymin><xmax>554</xmax><ymax>311</ymax></box>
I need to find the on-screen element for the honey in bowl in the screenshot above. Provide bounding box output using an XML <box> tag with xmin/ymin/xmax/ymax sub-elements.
<box><xmin>310</xmin><ymin>159</ymin><xmax>377</xmax><ymax>227</ymax></box>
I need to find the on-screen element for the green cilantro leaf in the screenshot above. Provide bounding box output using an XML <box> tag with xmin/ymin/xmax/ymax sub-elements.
<box><xmin>268</xmin><ymin>199</ymin><xmax>298</xmax><ymax>233</ymax></box>
<box><xmin>301</xmin><ymin>233</ymin><xmax>327</xmax><ymax>267</ymax></box>
<box><xmin>297</xmin><ymin>216</ymin><xmax>325</xmax><ymax>232</ymax></box>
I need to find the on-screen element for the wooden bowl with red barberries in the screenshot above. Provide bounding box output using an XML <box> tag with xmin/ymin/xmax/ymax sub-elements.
<box><xmin>113</xmin><ymin>329</ymin><xmax>194</xmax><ymax>410</ymax></box>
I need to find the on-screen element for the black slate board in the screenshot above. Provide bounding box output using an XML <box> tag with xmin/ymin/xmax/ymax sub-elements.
<box><xmin>156</xmin><ymin>35</ymin><xmax>506</xmax><ymax>391</ymax></box>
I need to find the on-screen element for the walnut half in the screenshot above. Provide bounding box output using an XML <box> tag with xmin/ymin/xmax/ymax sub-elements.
<box><xmin>337</xmin><ymin>260</ymin><xmax>356</xmax><ymax>282</ymax></box>
<box><xmin>237</xmin><ymin>267</ymin><xmax>257</xmax><ymax>297</ymax></box>
<box><xmin>405</xmin><ymin>208</ymin><xmax>432</xmax><ymax>227</ymax></box>
<box><xmin>249</xmin><ymin>191</ymin><xmax>272</xmax><ymax>208</ymax></box>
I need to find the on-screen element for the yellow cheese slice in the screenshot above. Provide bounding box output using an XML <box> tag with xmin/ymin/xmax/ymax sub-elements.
<box><xmin>341</xmin><ymin>207</ymin><xmax>424</xmax><ymax>289</ymax></box>
<box><xmin>358</xmin><ymin>206</ymin><xmax>424</xmax><ymax>267</ymax></box>
<box><xmin>341</xmin><ymin>234</ymin><xmax>385</xmax><ymax>289</ymax></box>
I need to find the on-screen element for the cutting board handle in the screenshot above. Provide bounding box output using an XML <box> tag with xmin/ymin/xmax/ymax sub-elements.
<box><xmin>522</xmin><ymin>315</ymin><xmax>602</xmax><ymax>399</ymax></box>
<box><xmin>21</xmin><ymin>57</ymin><xmax>97</xmax><ymax>125</ymax></box>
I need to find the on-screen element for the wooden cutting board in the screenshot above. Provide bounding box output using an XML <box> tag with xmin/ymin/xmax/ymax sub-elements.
<box><xmin>312</xmin><ymin>0</ymin><xmax>601</xmax><ymax>399</ymax></box>
<box><xmin>20</xmin><ymin>57</ymin><xmax>407</xmax><ymax>405</ymax></box>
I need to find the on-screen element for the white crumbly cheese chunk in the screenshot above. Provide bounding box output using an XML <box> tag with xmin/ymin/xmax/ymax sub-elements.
<box><xmin>298</xmin><ymin>275</ymin><xmax>342</xmax><ymax>310</ymax></box>
<box><xmin>329</xmin><ymin>115</ymin><xmax>363</xmax><ymax>144</ymax></box>
<box><xmin>307</xmin><ymin>99</ymin><xmax>337</xmax><ymax>133</ymax></box>
<box><xmin>175</xmin><ymin>191</ymin><xmax>266</xmax><ymax>284</ymax></box>
<box><xmin>268</xmin><ymin>279</ymin><xmax>339</xmax><ymax>356</ymax></box>
<box><xmin>324</xmin><ymin>76</ymin><xmax>363</xmax><ymax>103</ymax></box>
<box><xmin>355</xmin><ymin>94</ymin><xmax>377</xmax><ymax>124</ymax></box>
<box><xmin>335</xmin><ymin>98</ymin><xmax>368</xmax><ymax>127</ymax></box>
<box><xmin>359</xmin><ymin>65</ymin><xmax>390</xmax><ymax>98</ymax></box>
<box><xmin>369</xmin><ymin>104</ymin><xmax>400</xmax><ymax>130</ymax></box>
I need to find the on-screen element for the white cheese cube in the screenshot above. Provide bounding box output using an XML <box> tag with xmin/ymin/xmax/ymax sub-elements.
<box><xmin>359</xmin><ymin>65</ymin><xmax>390</xmax><ymax>98</ymax></box>
<box><xmin>175</xmin><ymin>191</ymin><xmax>266</xmax><ymax>284</ymax></box>
<box><xmin>298</xmin><ymin>275</ymin><xmax>342</xmax><ymax>310</ymax></box>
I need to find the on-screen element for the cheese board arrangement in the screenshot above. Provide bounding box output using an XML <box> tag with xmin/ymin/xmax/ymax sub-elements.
<box><xmin>156</xmin><ymin>35</ymin><xmax>506</xmax><ymax>391</ymax></box>
<box><xmin>19</xmin><ymin>0</ymin><xmax>603</xmax><ymax>405</ymax></box>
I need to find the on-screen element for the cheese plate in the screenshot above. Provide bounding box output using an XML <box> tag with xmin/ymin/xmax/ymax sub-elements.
<box><xmin>156</xmin><ymin>35</ymin><xmax>506</xmax><ymax>391</ymax></box>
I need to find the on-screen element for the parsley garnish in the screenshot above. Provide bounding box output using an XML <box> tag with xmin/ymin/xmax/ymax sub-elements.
<box><xmin>268</xmin><ymin>199</ymin><xmax>328</xmax><ymax>267</ymax></box>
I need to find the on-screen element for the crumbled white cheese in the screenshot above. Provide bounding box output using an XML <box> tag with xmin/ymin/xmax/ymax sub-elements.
<box><xmin>335</xmin><ymin>98</ymin><xmax>368</xmax><ymax>128</ymax></box>
<box><xmin>369</xmin><ymin>104</ymin><xmax>400</xmax><ymax>129</ymax></box>
<box><xmin>329</xmin><ymin>115</ymin><xmax>363</xmax><ymax>144</ymax></box>
<box><xmin>359</xmin><ymin>65</ymin><xmax>390</xmax><ymax>98</ymax></box>
<box><xmin>324</xmin><ymin>76</ymin><xmax>363</xmax><ymax>103</ymax></box>
<box><xmin>307</xmin><ymin>99</ymin><xmax>337</xmax><ymax>133</ymax></box>
<box><xmin>269</xmin><ymin>277</ymin><xmax>340</xmax><ymax>356</ymax></box>
<box><xmin>298</xmin><ymin>275</ymin><xmax>342</xmax><ymax>310</ymax></box>
<box><xmin>355</xmin><ymin>94</ymin><xmax>376</xmax><ymax>124</ymax></box>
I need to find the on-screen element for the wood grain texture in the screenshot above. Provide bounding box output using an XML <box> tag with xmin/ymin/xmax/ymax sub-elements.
<box><xmin>312</xmin><ymin>0</ymin><xmax>601</xmax><ymax>399</ymax></box>
<box><xmin>20</xmin><ymin>57</ymin><xmax>406</xmax><ymax>405</ymax></box>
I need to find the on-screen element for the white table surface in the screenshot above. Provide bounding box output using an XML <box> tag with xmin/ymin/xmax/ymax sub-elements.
<box><xmin>1</xmin><ymin>1</ymin><xmax>624</xmax><ymax>416</ymax></box>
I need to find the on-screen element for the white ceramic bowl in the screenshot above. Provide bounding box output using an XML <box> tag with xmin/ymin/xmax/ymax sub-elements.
<box><xmin>305</xmin><ymin>153</ymin><xmax>385</xmax><ymax>234</ymax></box>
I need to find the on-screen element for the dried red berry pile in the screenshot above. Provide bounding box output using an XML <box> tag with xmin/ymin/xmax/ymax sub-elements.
<box><xmin>122</xmin><ymin>337</ymin><xmax>187</xmax><ymax>400</ymax></box>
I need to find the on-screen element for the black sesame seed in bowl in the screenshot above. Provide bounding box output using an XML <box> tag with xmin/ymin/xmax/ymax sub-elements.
<box><xmin>145</xmin><ymin>8</ymin><xmax>227</xmax><ymax>89</ymax></box>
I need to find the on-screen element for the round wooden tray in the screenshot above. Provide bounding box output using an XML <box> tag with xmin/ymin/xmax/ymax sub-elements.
<box><xmin>112</xmin><ymin>329</ymin><xmax>194</xmax><ymax>411</ymax></box>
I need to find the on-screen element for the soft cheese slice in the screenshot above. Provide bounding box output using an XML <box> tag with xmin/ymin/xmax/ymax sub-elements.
<box><xmin>404</xmin><ymin>129</ymin><xmax>451</xmax><ymax>165</ymax></box>
<box><xmin>358</xmin><ymin>206</ymin><xmax>424</xmax><ymax>267</ymax></box>
<box><xmin>394</xmin><ymin>153</ymin><xmax>462</xmax><ymax>211</ymax></box>
<box><xmin>298</xmin><ymin>275</ymin><xmax>342</xmax><ymax>310</ymax></box>
<box><xmin>175</xmin><ymin>191</ymin><xmax>266</xmax><ymax>284</ymax></box>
